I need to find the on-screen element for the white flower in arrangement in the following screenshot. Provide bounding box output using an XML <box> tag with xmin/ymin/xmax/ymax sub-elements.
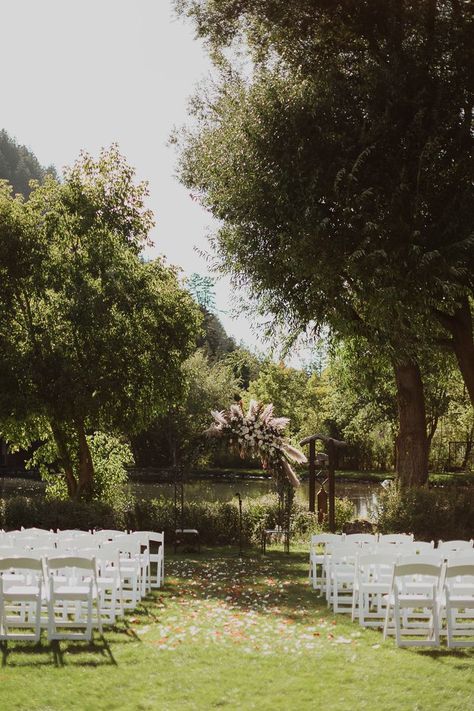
<box><xmin>206</xmin><ymin>400</ymin><xmax>306</xmax><ymax>488</ymax></box>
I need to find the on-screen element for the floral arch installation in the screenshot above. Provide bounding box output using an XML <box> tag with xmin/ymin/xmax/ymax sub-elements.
<box><xmin>206</xmin><ymin>401</ymin><xmax>308</xmax><ymax>545</ymax></box>
<box><xmin>206</xmin><ymin>400</ymin><xmax>307</xmax><ymax>489</ymax></box>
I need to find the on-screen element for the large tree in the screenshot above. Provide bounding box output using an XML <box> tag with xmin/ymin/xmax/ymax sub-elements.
<box><xmin>176</xmin><ymin>0</ymin><xmax>474</xmax><ymax>486</ymax></box>
<box><xmin>0</xmin><ymin>147</ymin><xmax>201</xmax><ymax>497</ymax></box>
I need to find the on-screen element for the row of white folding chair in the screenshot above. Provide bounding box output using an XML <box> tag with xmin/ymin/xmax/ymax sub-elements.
<box><xmin>309</xmin><ymin>534</ymin><xmax>416</xmax><ymax>593</ymax></box>
<box><xmin>51</xmin><ymin>531</ymin><xmax>164</xmax><ymax>599</ymax></box>
<box><xmin>0</xmin><ymin>527</ymin><xmax>164</xmax><ymax>593</ymax></box>
<box><xmin>311</xmin><ymin>539</ymin><xmax>429</xmax><ymax>597</ymax></box>
<box><xmin>0</xmin><ymin>555</ymin><xmax>102</xmax><ymax>642</ymax></box>
<box><xmin>383</xmin><ymin>556</ymin><xmax>474</xmax><ymax>648</ymax></box>
<box><xmin>350</xmin><ymin>550</ymin><xmax>474</xmax><ymax>645</ymax></box>
<box><xmin>351</xmin><ymin>548</ymin><xmax>449</xmax><ymax>626</ymax></box>
<box><xmin>0</xmin><ymin>530</ymin><xmax>164</xmax><ymax>638</ymax></box>
<box><xmin>326</xmin><ymin>545</ymin><xmax>449</xmax><ymax>616</ymax></box>
<box><xmin>0</xmin><ymin>530</ymin><xmax>164</xmax><ymax>590</ymax></box>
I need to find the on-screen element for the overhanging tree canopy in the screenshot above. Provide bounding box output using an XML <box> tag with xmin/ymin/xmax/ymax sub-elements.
<box><xmin>176</xmin><ymin>0</ymin><xmax>474</xmax><ymax>486</ymax></box>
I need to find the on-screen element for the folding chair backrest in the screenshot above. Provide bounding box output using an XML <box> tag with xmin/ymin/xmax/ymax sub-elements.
<box><xmin>56</xmin><ymin>535</ymin><xmax>95</xmax><ymax>551</ymax></box>
<box><xmin>378</xmin><ymin>533</ymin><xmax>414</xmax><ymax>544</ymax></box>
<box><xmin>394</xmin><ymin>561</ymin><xmax>443</xmax><ymax>578</ymax></box>
<box><xmin>46</xmin><ymin>556</ymin><xmax>97</xmax><ymax>584</ymax></box>
<box><xmin>0</xmin><ymin>556</ymin><xmax>43</xmax><ymax>573</ymax></box>
<box><xmin>398</xmin><ymin>549</ymin><xmax>444</xmax><ymax>564</ymax></box>
<box><xmin>406</xmin><ymin>541</ymin><xmax>435</xmax><ymax>554</ymax></box>
<box><xmin>328</xmin><ymin>544</ymin><xmax>360</xmax><ymax>564</ymax></box>
<box><xmin>446</xmin><ymin>550</ymin><xmax>474</xmax><ymax>565</ymax></box>
<box><xmin>107</xmin><ymin>537</ymin><xmax>140</xmax><ymax>557</ymax></box>
<box><xmin>345</xmin><ymin>534</ymin><xmax>378</xmax><ymax>545</ymax></box>
<box><xmin>16</xmin><ymin>534</ymin><xmax>56</xmax><ymax>549</ymax></box>
<box><xmin>98</xmin><ymin>542</ymin><xmax>121</xmax><ymax>566</ymax></box>
<box><xmin>445</xmin><ymin>563</ymin><xmax>474</xmax><ymax>582</ymax></box>
<box><xmin>438</xmin><ymin>540</ymin><xmax>474</xmax><ymax>552</ymax></box>
<box><xmin>93</xmin><ymin>530</ymin><xmax>127</xmax><ymax>542</ymax></box>
<box><xmin>357</xmin><ymin>551</ymin><xmax>398</xmax><ymax>582</ymax></box>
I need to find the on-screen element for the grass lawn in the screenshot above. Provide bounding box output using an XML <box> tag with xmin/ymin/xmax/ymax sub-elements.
<box><xmin>0</xmin><ymin>547</ymin><xmax>473</xmax><ymax>711</ymax></box>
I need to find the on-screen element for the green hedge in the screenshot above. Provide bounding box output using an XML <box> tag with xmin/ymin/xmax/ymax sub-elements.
<box><xmin>0</xmin><ymin>494</ymin><xmax>356</xmax><ymax>545</ymax></box>
<box><xmin>376</xmin><ymin>486</ymin><xmax>474</xmax><ymax>541</ymax></box>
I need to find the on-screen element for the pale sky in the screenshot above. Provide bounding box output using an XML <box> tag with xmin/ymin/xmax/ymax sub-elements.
<box><xmin>0</xmin><ymin>0</ymin><xmax>270</xmax><ymax>353</ymax></box>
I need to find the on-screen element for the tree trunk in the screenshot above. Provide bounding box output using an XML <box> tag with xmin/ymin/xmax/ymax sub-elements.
<box><xmin>393</xmin><ymin>358</ymin><xmax>429</xmax><ymax>487</ymax></box>
<box><xmin>435</xmin><ymin>296</ymin><xmax>474</xmax><ymax>409</ymax></box>
<box><xmin>76</xmin><ymin>420</ymin><xmax>94</xmax><ymax>498</ymax></box>
<box><xmin>50</xmin><ymin>422</ymin><xmax>77</xmax><ymax>497</ymax></box>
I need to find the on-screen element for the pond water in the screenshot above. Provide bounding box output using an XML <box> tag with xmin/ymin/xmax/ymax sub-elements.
<box><xmin>0</xmin><ymin>475</ymin><xmax>382</xmax><ymax>520</ymax></box>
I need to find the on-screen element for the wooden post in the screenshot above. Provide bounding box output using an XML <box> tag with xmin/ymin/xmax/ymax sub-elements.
<box><xmin>317</xmin><ymin>482</ymin><xmax>328</xmax><ymax>524</ymax></box>
<box><xmin>300</xmin><ymin>433</ymin><xmax>346</xmax><ymax>530</ymax></box>
<box><xmin>327</xmin><ymin>438</ymin><xmax>336</xmax><ymax>533</ymax></box>
<box><xmin>308</xmin><ymin>439</ymin><xmax>316</xmax><ymax>513</ymax></box>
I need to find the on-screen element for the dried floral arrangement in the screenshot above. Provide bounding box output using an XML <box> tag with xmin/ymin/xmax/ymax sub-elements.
<box><xmin>205</xmin><ymin>400</ymin><xmax>307</xmax><ymax>488</ymax></box>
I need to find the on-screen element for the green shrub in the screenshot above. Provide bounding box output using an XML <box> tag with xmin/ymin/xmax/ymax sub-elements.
<box><xmin>0</xmin><ymin>496</ymin><xmax>126</xmax><ymax>532</ymax></box>
<box><xmin>0</xmin><ymin>493</ymin><xmax>355</xmax><ymax>544</ymax></box>
<box><xmin>376</xmin><ymin>485</ymin><xmax>474</xmax><ymax>540</ymax></box>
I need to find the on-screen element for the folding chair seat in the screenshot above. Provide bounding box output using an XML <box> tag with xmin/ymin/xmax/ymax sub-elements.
<box><xmin>0</xmin><ymin>557</ymin><xmax>44</xmax><ymax>641</ymax></box>
<box><xmin>441</xmin><ymin>563</ymin><xmax>474</xmax><ymax>647</ymax></box>
<box><xmin>383</xmin><ymin>557</ymin><xmax>445</xmax><ymax>647</ymax></box>
<box><xmin>352</xmin><ymin>551</ymin><xmax>399</xmax><ymax>627</ymax></box>
<box><xmin>45</xmin><ymin>556</ymin><xmax>102</xmax><ymax>641</ymax></box>
<box><xmin>309</xmin><ymin>533</ymin><xmax>344</xmax><ymax>594</ymax></box>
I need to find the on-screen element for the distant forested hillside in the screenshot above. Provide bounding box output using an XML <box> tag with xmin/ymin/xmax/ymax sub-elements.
<box><xmin>0</xmin><ymin>129</ymin><xmax>56</xmax><ymax>197</ymax></box>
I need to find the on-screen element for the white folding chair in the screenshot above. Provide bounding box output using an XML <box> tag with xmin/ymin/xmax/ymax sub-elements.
<box><xmin>442</xmin><ymin>562</ymin><xmax>474</xmax><ymax>647</ymax></box>
<box><xmin>101</xmin><ymin>538</ymin><xmax>143</xmax><ymax>609</ymax></box>
<box><xmin>46</xmin><ymin>556</ymin><xmax>102</xmax><ymax>641</ymax></box>
<box><xmin>131</xmin><ymin>531</ymin><xmax>164</xmax><ymax>590</ymax></box>
<box><xmin>352</xmin><ymin>550</ymin><xmax>399</xmax><ymax>627</ymax></box>
<box><xmin>0</xmin><ymin>557</ymin><xmax>44</xmax><ymax>641</ymax></box>
<box><xmin>383</xmin><ymin>557</ymin><xmax>445</xmax><ymax>647</ymax></box>
<box><xmin>309</xmin><ymin>533</ymin><xmax>344</xmax><ymax>594</ymax></box>
<box><xmin>68</xmin><ymin>545</ymin><xmax>123</xmax><ymax>625</ymax></box>
<box><xmin>325</xmin><ymin>543</ymin><xmax>360</xmax><ymax>613</ymax></box>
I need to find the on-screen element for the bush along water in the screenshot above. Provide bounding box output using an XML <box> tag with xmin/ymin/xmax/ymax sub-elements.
<box><xmin>0</xmin><ymin>493</ymin><xmax>356</xmax><ymax>545</ymax></box>
<box><xmin>376</xmin><ymin>485</ymin><xmax>474</xmax><ymax>541</ymax></box>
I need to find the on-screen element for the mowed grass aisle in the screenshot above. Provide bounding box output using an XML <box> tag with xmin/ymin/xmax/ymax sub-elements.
<box><xmin>0</xmin><ymin>549</ymin><xmax>472</xmax><ymax>711</ymax></box>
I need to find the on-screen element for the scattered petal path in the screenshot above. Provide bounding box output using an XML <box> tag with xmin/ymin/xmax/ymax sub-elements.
<box><xmin>133</xmin><ymin>553</ymin><xmax>368</xmax><ymax>657</ymax></box>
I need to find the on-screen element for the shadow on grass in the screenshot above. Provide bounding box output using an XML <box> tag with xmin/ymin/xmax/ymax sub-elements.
<box><xmin>416</xmin><ymin>648</ymin><xmax>474</xmax><ymax>667</ymax></box>
<box><xmin>1</xmin><ymin>631</ymin><xmax>123</xmax><ymax>668</ymax></box>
